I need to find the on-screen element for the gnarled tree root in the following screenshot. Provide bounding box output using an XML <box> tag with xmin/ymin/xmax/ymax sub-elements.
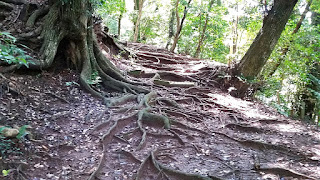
<box><xmin>211</xmin><ymin>130</ymin><xmax>317</xmax><ymax>161</ymax></box>
<box><xmin>136</xmin><ymin>150</ymin><xmax>222</xmax><ymax>180</ymax></box>
<box><xmin>88</xmin><ymin>114</ymin><xmax>137</xmax><ymax>180</ymax></box>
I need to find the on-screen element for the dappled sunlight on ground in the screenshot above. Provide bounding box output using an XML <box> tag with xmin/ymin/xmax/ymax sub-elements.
<box><xmin>274</xmin><ymin>123</ymin><xmax>304</xmax><ymax>133</ymax></box>
<box><xmin>209</xmin><ymin>93</ymin><xmax>278</xmax><ymax>119</ymax></box>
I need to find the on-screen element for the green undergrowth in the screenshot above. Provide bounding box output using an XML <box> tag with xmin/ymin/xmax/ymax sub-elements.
<box><xmin>0</xmin><ymin>32</ymin><xmax>33</xmax><ymax>68</ymax></box>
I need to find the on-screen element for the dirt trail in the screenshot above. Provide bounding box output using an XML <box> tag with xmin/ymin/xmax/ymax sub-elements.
<box><xmin>1</xmin><ymin>43</ymin><xmax>319</xmax><ymax>180</ymax></box>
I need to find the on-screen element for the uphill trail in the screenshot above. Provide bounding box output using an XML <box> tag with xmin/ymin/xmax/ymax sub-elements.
<box><xmin>0</xmin><ymin>42</ymin><xmax>320</xmax><ymax>180</ymax></box>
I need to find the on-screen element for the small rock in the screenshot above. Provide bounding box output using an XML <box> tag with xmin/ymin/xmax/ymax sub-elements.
<box><xmin>34</xmin><ymin>163</ymin><xmax>44</xmax><ymax>168</ymax></box>
<box><xmin>46</xmin><ymin>174</ymin><xmax>54</xmax><ymax>178</ymax></box>
<box><xmin>0</xmin><ymin>126</ymin><xmax>19</xmax><ymax>138</ymax></box>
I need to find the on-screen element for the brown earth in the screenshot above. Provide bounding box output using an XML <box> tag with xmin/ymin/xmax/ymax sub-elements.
<box><xmin>0</xmin><ymin>1</ymin><xmax>320</xmax><ymax>179</ymax></box>
<box><xmin>0</xmin><ymin>42</ymin><xmax>320</xmax><ymax>180</ymax></box>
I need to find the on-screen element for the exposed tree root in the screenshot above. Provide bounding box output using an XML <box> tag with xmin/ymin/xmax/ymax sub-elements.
<box><xmin>167</xmin><ymin>129</ymin><xmax>185</xmax><ymax>145</ymax></box>
<box><xmin>18</xmin><ymin>26</ymin><xmax>42</xmax><ymax>39</ymax></box>
<box><xmin>156</xmin><ymin>97</ymin><xmax>181</xmax><ymax>108</ymax></box>
<box><xmin>44</xmin><ymin>91</ymin><xmax>70</xmax><ymax>104</ymax></box>
<box><xmin>89</xmin><ymin>113</ymin><xmax>112</xmax><ymax>134</ymax></box>
<box><xmin>106</xmin><ymin>94</ymin><xmax>137</xmax><ymax>107</ymax></box>
<box><xmin>137</xmin><ymin>108</ymin><xmax>170</xmax><ymax>149</ymax></box>
<box><xmin>87</xmin><ymin>144</ymin><xmax>106</xmax><ymax>180</ymax></box>
<box><xmin>26</xmin><ymin>6</ymin><xmax>49</xmax><ymax>28</ymax></box>
<box><xmin>0</xmin><ymin>1</ymin><xmax>14</xmax><ymax>10</ymax></box>
<box><xmin>136</xmin><ymin>150</ymin><xmax>223</xmax><ymax>180</ymax></box>
<box><xmin>1</xmin><ymin>0</ymin><xmax>26</xmax><ymax>4</ymax></box>
<box><xmin>2</xmin><ymin>2</ymin><xmax>319</xmax><ymax>179</ymax></box>
<box><xmin>136</xmin><ymin>151</ymin><xmax>170</xmax><ymax>180</ymax></box>
<box><xmin>88</xmin><ymin>114</ymin><xmax>137</xmax><ymax>180</ymax></box>
<box><xmin>0</xmin><ymin>64</ymin><xmax>19</xmax><ymax>73</ymax></box>
<box><xmin>171</xmin><ymin>120</ymin><xmax>209</xmax><ymax>135</ymax></box>
<box><xmin>1</xmin><ymin>0</ymin><xmax>150</xmax><ymax>100</ymax></box>
<box><xmin>225</xmin><ymin>123</ymin><xmax>265</xmax><ymax>133</ymax></box>
<box><xmin>136</xmin><ymin>51</ymin><xmax>188</xmax><ymax>64</ymax></box>
<box><xmin>117</xmin><ymin>149</ymin><xmax>142</xmax><ymax>164</ymax></box>
<box><xmin>162</xmin><ymin>108</ymin><xmax>203</xmax><ymax>123</ymax></box>
<box><xmin>87</xmin><ymin>85</ymin><xmax>215</xmax><ymax>178</ymax></box>
<box><xmin>257</xmin><ymin>165</ymin><xmax>317</xmax><ymax>180</ymax></box>
<box><xmin>128</xmin><ymin>70</ymin><xmax>198</xmax><ymax>84</ymax></box>
<box><xmin>211</xmin><ymin>130</ymin><xmax>316</xmax><ymax>161</ymax></box>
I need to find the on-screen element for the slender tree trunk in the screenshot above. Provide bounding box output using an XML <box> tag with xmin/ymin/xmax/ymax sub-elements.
<box><xmin>230</xmin><ymin>4</ymin><xmax>239</xmax><ymax>55</ymax></box>
<box><xmin>165</xmin><ymin>8</ymin><xmax>175</xmax><ymax>49</ymax></box>
<box><xmin>133</xmin><ymin>0</ymin><xmax>144</xmax><ymax>42</ymax></box>
<box><xmin>170</xmin><ymin>0</ymin><xmax>192</xmax><ymax>52</ymax></box>
<box><xmin>261</xmin><ymin>0</ymin><xmax>268</xmax><ymax>17</ymax></box>
<box><xmin>266</xmin><ymin>0</ymin><xmax>312</xmax><ymax>78</ymax></box>
<box><xmin>235</xmin><ymin>0</ymin><xmax>298</xmax><ymax>79</ymax></box>
<box><xmin>301</xmin><ymin>12</ymin><xmax>320</xmax><ymax>122</ymax></box>
<box><xmin>118</xmin><ymin>13</ymin><xmax>122</xmax><ymax>37</ymax></box>
<box><xmin>312</xmin><ymin>12</ymin><xmax>320</xmax><ymax>26</ymax></box>
<box><xmin>194</xmin><ymin>0</ymin><xmax>214</xmax><ymax>58</ymax></box>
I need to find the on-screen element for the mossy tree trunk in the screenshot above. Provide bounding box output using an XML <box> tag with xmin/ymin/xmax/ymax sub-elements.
<box><xmin>31</xmin><ymin>0</ymin><xmax>147</xmax><ymax>97</ymax></box>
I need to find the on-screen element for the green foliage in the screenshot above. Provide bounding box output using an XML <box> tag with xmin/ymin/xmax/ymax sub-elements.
<box><xmin>0</xmin><ymin>136</ymin><xmax>21</xmax><ymax>158</ymax></box>
<box><xmin>2</xmin><ymin>169</ymin><xmax>10</xmax><ymax>177</ymax></box>
<box><xmin>96</xmin><ymin>0</ymin><xmax>126</xmax><ymax>15</ymax></box>
<box><xmin>257</xmin><ymin>2</ymin><xmax>320</xmax><ymax>121</ymax></box>
<box><xmin>311</xmin><ymin>0</ymin><xmax>320</xmax><ymax>13</ymax></box>
<box><xmin>16</xmin><ymin>125</ymin><xmax>31</xmax><ymax>140</ymax></box>
<box><xmin>88</xmin><ymin>71</ymin><xmax>102</xmax><ymax>85</ymax></box>
<box><xmin>177</xmin><ymin>1</ymin><xmax>229</xmax><ymax>61</ymax></box>
<box><xmin>139</xmin><ymin>11</ymin><xmax>164</xmax><ymax>43</ymax></box>
<box><xmin>65</xmin><ymin>81</ymin><xmax>80</xmax><ymax>86</ymax></box>
<box><xmin>228</xmin><ymin>1</ymin><xmax>263</xmax><ymax>60</ymax></box>
<box><xmin>95</xmin><ymin>0</ymin><xmax>126</xmax><ymax>35</ymax></box>
<box><xmin>0</xmin><ymin>32</ymin><xmax>32</xmax><ymax>68</ymax></box>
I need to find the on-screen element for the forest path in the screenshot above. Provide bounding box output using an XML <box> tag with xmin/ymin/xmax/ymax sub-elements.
<box><xmin>0</xmin><ymin>43</ymin><xmax>319</xmax><ymax>180</ymax></box>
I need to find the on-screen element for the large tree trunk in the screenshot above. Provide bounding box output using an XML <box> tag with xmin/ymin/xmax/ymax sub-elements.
<box><xmin>266</xmin><ymin>0</ymin><xmax>312</xmax><ymax>78</ymax></box>
<box><xmin>1</xmin><ymin>0</ymin><xmax>148</xmax><ymax>97</ymax></box>
<box><xmin>234</xmin><ymin>0</ymin><xmax>298</xmax><ymax>80</ymax></box>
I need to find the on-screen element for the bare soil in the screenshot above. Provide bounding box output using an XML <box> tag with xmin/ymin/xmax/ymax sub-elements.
<box><xmin>1</xmin><ymin>42</ymin><xmax>320</xmax><ymax>180</ymax></box>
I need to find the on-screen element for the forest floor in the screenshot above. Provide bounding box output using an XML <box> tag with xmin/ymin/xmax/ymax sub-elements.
<box><xmin>0</xmin><ymin>42</ymin><xmax>320</xmax><ymax>180</ymax></box>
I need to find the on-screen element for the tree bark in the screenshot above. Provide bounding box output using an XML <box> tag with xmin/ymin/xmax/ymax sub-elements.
<box><xmin>194</xmin><ymin>0</ymin><xmax>214</xmax><ymax>58</ymax></box>
<box><xmin>230</xmin><ymin>3</ymin><xmax>239</xmax><ymax>55</ymax></box>
<box><xmin>170</xmin><ymin>0</ymin><xmax>192</xmax><ymax>52</ymax></box>
<box><xmin>235</xmin><ymin>0</ymin><xmax>298</xmax><ymax>80</ymax></box>
<box><xmin>118</xmin><ymin>13</ymin><xmax>122</xmax><ymax>37</ymax></box>
<box><xmin>0</xmin><ymin>0</ymin><xmax>148</xmax><ymax>97</ymax></box>
<box><xmin>165</xmin><ymin>8</ymin><xmax>175</xmax><ymax>49</ymax></box>
<box><xmin>133</xmin><ymin>0</ymin><xmax>144</xmax><ymax>42</ymax></box>
<box><xmin>266</xmin><ymin>0</ymin><xmax>312</xmax><ymax>78</ymax></box>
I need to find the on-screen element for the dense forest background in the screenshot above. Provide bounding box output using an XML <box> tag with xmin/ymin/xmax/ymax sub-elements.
<box><xmin>99</xmin><ymin>0</ymin><xmax>319</xmax><ymax>124</ymax></box>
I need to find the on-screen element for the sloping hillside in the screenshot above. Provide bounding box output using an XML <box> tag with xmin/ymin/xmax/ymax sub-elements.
<box><xmin>1</xmin><ymin>42</ymin><xmax>319</xmax><ymax>180</ymax></box>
